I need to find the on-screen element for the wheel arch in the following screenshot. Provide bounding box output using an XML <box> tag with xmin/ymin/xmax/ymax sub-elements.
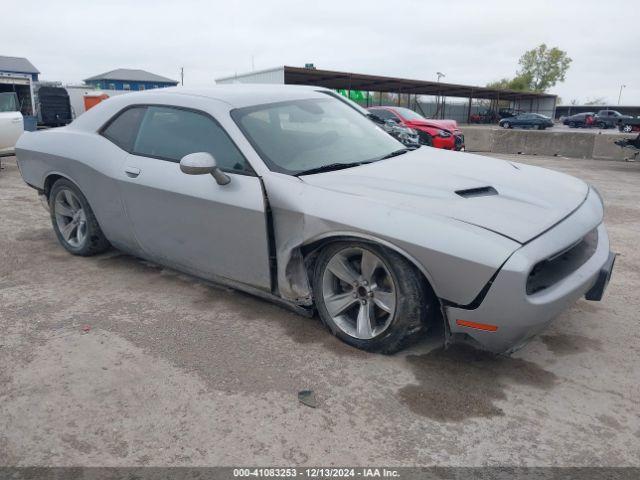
<box><xmin>295</xmin><ymin>232</ymin><xmax>442</xmax><ymax>308</ymax></box>
<box><xmin>43</xmin><ymin>172</ymin><xmax>81</xmax><ymax>200</ymax></box>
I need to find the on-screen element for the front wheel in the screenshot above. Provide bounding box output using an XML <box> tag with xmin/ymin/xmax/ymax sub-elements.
<box><xmin>568</xmin><ymin>122</ymin><xmax>576</xmax><ymax>128</ymax></box>
<box><xmin>621</xmin><ymin>124</ymin><xmax>633</xmax><ymax>133</ymax></box>
<box><xmin>50</xmin><ymin>179</ymin><xmax>110</xmax><ymax>256</ymax></box>
<box><xmin>312</xmin><ymin>242</ymin><xmax>434</xmax><ymax>353</ymax></box>
<box><xmin>502</xmin><ymin>122</ymin><xmax>511</xmax><ymax>129</ymax></box>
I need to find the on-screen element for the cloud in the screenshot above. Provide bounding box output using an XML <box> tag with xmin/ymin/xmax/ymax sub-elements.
<box><xmin>2</xmin><ymin>0</ymin><xmax>638</xmax><ymax>104</ymax></box>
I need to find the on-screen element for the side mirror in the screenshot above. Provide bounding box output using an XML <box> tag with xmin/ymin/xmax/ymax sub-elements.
<box><xmin>179</xmin><ymin>152</ymin><xmax>230</xmax><ymax>185</ymax></box>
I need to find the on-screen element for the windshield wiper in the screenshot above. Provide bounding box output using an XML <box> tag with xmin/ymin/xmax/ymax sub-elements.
<box><xmin>379</xmin><ymin>148</ymin><xmax>409</xmax><ymax>160</ymax></box>
<box><xmin>294</xmin><ymin>162</ymin><xmax>371</xmax><ymax>176</ymax></box>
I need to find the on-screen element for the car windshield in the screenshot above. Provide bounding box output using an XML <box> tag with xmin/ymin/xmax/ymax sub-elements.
<box><xmin>232</xmin><ymin>97</ymin><xmax>404</xmax><ymax>175</ymax></box>
<box><xmin>393</xmin><ymin>107</ymin><xmax>426</xmax><ymax>121</ymax></box>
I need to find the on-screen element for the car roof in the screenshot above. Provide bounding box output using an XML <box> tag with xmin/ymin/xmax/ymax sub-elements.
<box><xmin>139</xmin><ymin>84</ymin><xmax>331</xmax><ymax>109</ymax></box>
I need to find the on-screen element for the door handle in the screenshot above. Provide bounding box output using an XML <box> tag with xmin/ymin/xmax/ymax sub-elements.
<box><xmin>124</xmin><ymin>166</ymin><xmax>141</xmax><ymax>178</ymax></box>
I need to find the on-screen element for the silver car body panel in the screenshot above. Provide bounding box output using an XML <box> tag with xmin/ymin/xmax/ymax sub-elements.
<box><xmin>15</xmin><ymin>85</ymin><xmax>613</xmax><ymax>353</ymax></box>
<box><xmin>447</xmin><ymin>189</ymin><xmax>607</xmax><ymax>353</ymax></box>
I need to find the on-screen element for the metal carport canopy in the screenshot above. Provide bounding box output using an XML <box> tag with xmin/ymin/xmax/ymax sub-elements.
<box><xmin>282</xmin><ymin>66</ymin><xmax>555</xmax><ymax>102</ymax></box>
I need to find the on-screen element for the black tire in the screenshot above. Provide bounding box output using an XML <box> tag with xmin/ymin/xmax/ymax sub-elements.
<box><xmin>49</xmin><ymin>178</ymin><xmax>110</xmax><ymax>256</ymax></box>
<box><xmin>312</xmin><ymin>241</ymin><xmax>435</xmax><ymax>354</ymax></box>
<box><xmin>597</xmin><ymin>121</ymin><xmax>607</xmax><ymax>129</ymax></box>
<box><xmin>537</xmin><ymin>124</ymin><xmax>545</xmax><ymax>130</ymax></box>
<box><xmin>502</xmin><ymin>121</ymin><xmax>511</xmax><ymax>129</ymax></box>
<box><xmin>568</xmin><ymin>122</ymin><xmax>576</xmax><ymax>128</ymax></box>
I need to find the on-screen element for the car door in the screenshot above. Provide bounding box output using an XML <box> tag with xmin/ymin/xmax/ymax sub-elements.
<box><xmin>512</xmin><ymin>114</ymin><xmax>525</xmax><ymax>127</ymax></box>
<box><xmin>117</xmin><ymin>105</ymin><xmax>272</xmax><ymax>291</ymax></box>
<box><xmin>531</xmin><ymin>114</ymin><xmax>542</xmax><ymax>127</ymax></box>
<box><xmin>0</xmin><ymin>93</ymin><xmax>24</xmax><ymax>153</ymax></box>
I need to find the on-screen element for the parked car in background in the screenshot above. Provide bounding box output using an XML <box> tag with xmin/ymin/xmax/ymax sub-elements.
<box><xmin>15</xmin><ymin>85</ymin><xmax>615</xmax><ymax>354</ymax></box>
<box><xmin>617</xmin><ymin>117</ymin><xmax>640</xmax><ymax>133</ymax></box>
<box><xmin>499</xmin><ymin>113</ymin><xmax>554</xmax><ymax>130</ymax></box>
<box><xmin>498</xmin><ymin>109</ymin><xmax>517</xmax><ymax>119</ymax></box>
<box><xmin>368</xmin><ymin>106</ymin><xmax>464</xmax><ymax>150</ymax></box>
<box><xmin>595</xmin><ymin>110</ymin><xmax>633</xmax><ymax>129</ymax></box>
<box><xmin>470</xmin><ymin>109</ymin><xmax>499</xmax><ymax>124</ymax></box>
<box><xmin>563</xmin><ymin>112</ymin><xmax>595</xmax><ymax>128</ymax></box>
<box><xmin>0</xmin><ymin>92</ymin><xmax>24</xmax><ymax>157</ymax></box>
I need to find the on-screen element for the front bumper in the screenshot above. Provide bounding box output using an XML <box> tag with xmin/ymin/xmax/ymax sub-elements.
<box><xmin>432</xmin><ymin>136</ymin><xmax>456</xmax><ymax>150</ymax></box>
<box><xmin>445</xmin><ymin>190</ymin><xmax>613</xmax><ymax>354</ymax></box>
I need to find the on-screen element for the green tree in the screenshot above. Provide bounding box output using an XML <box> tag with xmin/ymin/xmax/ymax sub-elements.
<box><xmin>486</xmin><ymin>75</ymin><xmax>531</xmax><ymax>91</ymax></box>
<box><xmin>517</xmin><ymin>44</ymin><xmax>572</xmax><ymax>91</ymax></box>
<box><xmin>488</xmin><ymin>44</ymin><xmax>571</xmax><ymax>92</ymax></box>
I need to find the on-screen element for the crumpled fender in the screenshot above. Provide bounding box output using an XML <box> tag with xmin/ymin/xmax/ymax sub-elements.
<box><xmin>261</xmin><ymin>173</ymin><xmax>520</xmax><ymax>306</ymax></box>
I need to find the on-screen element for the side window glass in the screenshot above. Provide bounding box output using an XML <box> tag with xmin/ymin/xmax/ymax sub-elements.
<box><xmin>133</xmin><ymin>106</ymin><xmax>250</xmax><ymax>173</ymax></box>
<box><xmin>372</xmin><ymin>109</ymin><xmax>392</xmax><ymax>120</ymax></box>
<box><xmin>102</xmin><ymin>107</ymin><xmax>146</xmax><ymax>151</ymax></box>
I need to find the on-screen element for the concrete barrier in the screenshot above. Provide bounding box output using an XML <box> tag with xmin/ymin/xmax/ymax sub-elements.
<box><xmin>460</xmin><ymin>127</ymin><xmax>494</xmax><ymax>152</ymax></box>
<box><xmin>461</xmin><ymin>126</ymin><xmax>636</xmax><ymax>161</ymax></box>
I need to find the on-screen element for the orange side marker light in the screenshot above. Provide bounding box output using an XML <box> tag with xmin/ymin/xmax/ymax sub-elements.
<box><xmin>456</xmin><ymin>319</ymin><xmax>499</xmax><ymax>332</ymax></box>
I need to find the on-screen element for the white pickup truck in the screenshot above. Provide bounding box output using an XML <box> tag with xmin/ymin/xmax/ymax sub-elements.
<box><xmin>0</xmin><ymin>92</ymin><xmax>24</xmax><ymax>157</ymax></box>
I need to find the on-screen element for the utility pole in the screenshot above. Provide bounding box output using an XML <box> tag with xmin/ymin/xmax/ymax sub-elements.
<box><xmin>436</xmin><ymin>72</ymin><xmax>445</xmax><ymax>117</ymax></box>
<box><xmin>618</xmin><ymin>84</ymin><xmax>626</xmax><ymax>105</ymax></box>
<box><xmin>181</xmin><ymin>67</ymin><xmax>184</xmax><ymax>86</ymax></box>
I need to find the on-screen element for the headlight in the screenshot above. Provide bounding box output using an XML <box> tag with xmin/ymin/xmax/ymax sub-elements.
<box><xmin>438</xmin><ymin>130</ymin><xmax>452</xmax><ymax>138</ymax></box>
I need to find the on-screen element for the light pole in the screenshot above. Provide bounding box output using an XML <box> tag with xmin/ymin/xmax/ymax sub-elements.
<box><xmin>618</xmin><ymin>84</ymin><xmax>626</xmax><ymax>105</ymax></box>
<box><xmin>436</xmin><ymin>72</ymin><xmax>445</xmax><ymax>118</ymax></box>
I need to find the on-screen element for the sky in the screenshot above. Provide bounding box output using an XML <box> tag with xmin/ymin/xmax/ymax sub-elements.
<box><xmin>3</xmin><ymin>0</ymin><xmax>639</xmax><ymax>105</ymax></box>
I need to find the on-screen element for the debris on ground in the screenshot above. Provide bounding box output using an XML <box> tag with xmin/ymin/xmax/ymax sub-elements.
<box><xmin>81</xmin><ymin>325</ymin><xmax>91</xmax><ymax>334</ymax></box>
<box><xmin>298</xmin><ymin>390</ymin><xmax>318</xmax><ymax>408</ymax></box>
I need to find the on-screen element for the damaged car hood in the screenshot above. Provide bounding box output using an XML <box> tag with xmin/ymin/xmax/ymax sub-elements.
<box><xmin>300</xmin><ymin>149</ymin><xmax>589</xmax><ymax>244</ymax></box>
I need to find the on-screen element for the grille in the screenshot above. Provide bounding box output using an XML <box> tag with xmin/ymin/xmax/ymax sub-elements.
<box><xmin>526</xmin><ymin>228</ymin><xmax>598</xmax><ymax>295</ymax></box>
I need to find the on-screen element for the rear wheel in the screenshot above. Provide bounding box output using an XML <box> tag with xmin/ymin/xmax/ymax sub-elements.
<box><xmin>50</xmin><ymin>179</ymin><xmax>110</xmax><ymax>256</ymax></box>
<box><xmin>313</xmin><ymin>242</ymin><xmax>434</xmax><ymax>353</ymax></box>
<box><xmin>597</xmin><ymin>121</ymin><xmax>607</xmax><ymax>129</ymax></box>
<box><xmin>622</xmin><ymin>124</ymin><xmax>633</xmax><ymax>133</ymax></box>
<box><xmin>502</xmin><ymin>121</ymin><xmax>511</xmax><ymax>129</ymax></box>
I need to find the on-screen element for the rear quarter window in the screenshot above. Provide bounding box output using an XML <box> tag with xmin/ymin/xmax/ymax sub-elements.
<box><xmin>101</xmin><ymin>107</ymin><xmax>146</xmax><ymax>151</ymax></box>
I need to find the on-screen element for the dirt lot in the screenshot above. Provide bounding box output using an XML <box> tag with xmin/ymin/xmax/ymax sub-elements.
<box><xmin>1</xmin><ymin>154</ymin><xmax>639</xmax><ymax>467</ymax></box>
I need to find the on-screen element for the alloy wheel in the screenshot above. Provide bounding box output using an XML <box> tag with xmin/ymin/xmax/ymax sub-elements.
<box><xmin>53</xmin><ymin>189</ymin><xmax>87</xmax><ymax>248</ymax></box>
<box><xmin>321</xmin><ymin>247</ymin><xmax>397</xmax><ymax>340</ymax></box>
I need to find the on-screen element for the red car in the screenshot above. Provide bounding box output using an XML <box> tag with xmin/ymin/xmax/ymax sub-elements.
<box><xmin>367</xmin><ymin>106</ymin><xmax>464</xmax><ymax>151</ymax></box>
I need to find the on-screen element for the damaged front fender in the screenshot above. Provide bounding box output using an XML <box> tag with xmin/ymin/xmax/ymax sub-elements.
<box><xmin>261</xmin><ymin>173</ymin><xmax>520</xmax><ymax>307</ymax></box>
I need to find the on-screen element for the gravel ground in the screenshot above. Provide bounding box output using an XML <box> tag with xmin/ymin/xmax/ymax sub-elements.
<box><xmin>0</xmin><ymin>153</ymin><xmax>638</xmax><ymax>467</ymax></box>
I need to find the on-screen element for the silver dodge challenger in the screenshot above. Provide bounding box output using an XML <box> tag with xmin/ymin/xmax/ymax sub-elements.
<box><xmin>15</xmin><ymin>85</ymin><xmax>616</xmax><ymax>354</ymax></box>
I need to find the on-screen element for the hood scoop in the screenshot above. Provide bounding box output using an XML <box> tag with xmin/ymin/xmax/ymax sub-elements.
<box><xmin>455</xmin><ymin>186</ymin><xmax>498</xmax><ymax>198</ymax></box>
